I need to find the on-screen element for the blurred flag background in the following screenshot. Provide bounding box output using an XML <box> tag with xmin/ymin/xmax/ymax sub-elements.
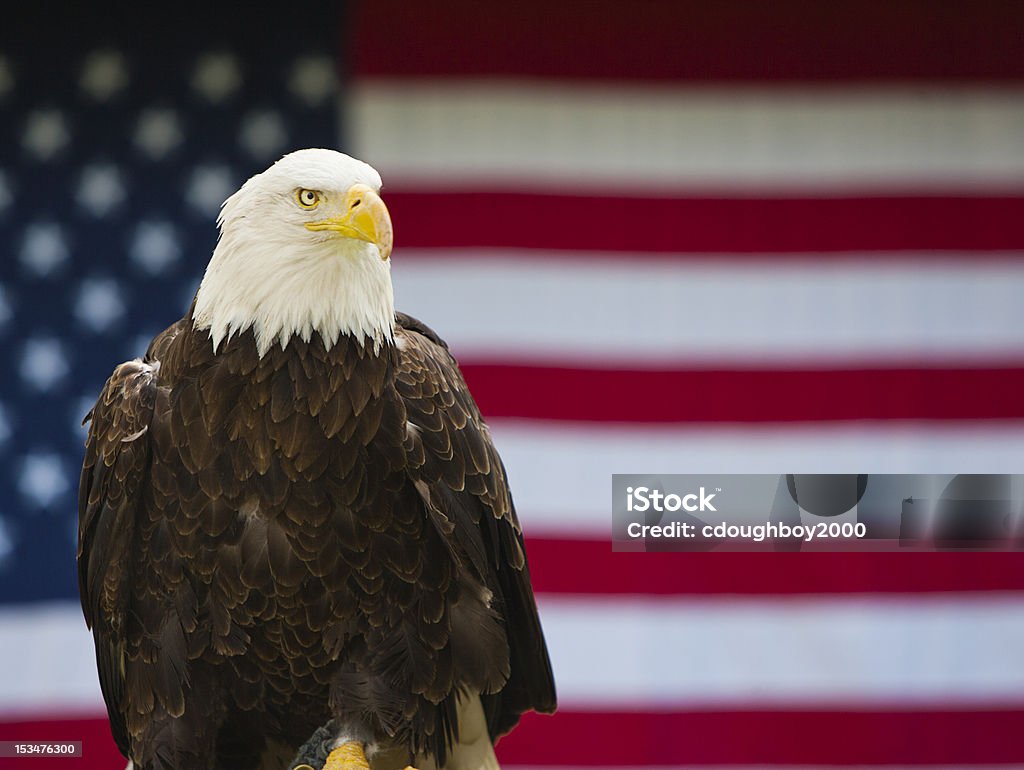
<box><xmin>3</xmin><ymin>2</ymin><xmax>1024</xmax><ymax>767</ymax></box>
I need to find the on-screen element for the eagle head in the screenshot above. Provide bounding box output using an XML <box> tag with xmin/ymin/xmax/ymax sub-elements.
<box><xmin>192</xmin><ymin>148</ymin><xmax>395</xmax><ymax>357</ymax></box>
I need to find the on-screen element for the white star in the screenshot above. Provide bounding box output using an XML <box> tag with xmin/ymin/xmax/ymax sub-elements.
<box><xmin>239</xmin><ymin>110</ymin><xmax>288</xmax><ymax>158</ymax></box>
<box><xmin>79</xmin><ymin>49</ymin><xmax>129</xmax><ymax>102</ymax></box>
<box><xmin>134</xmin><ymin>108</ymin><xmax>184</xmax><ymax>160</ymax></box>
<box><xmin>75</xmin><ymin>278</ymin><xmax>126</xmax><ymax>333</ymax></box>
<box><xmin>76</xmin><ymin>164</ymin><xmax>126</xmax><ymax>218</ymax></box>
<box><xmin>288</xmin><ymin>55</ymin><xmax>336</xmax><ymax>107</ymax></box>
<box><xmin>19</xmin><ymin>452</ymin><xmax>70</xmax><ymax>509</ymax></box>
<box><xmin>20</xmin><ymin>222</ymin><xmax>69</xmax><ymax>277</ymax></box>
<box><xmin>0</xmin><ymin>56</ymin><xmax>13</xmax><ymax>100</ymax></box>
<box><xmin>191</xmin><ymin>52</ymin><xmax>242</xmax><ymax>102</ymax></box>
<box><xmin>19</xmin><ymin>338</ymin><xmax>70</xmax><ymax>392</ymax></box>
<box><xmin>0</xmin><ymin>170</ymin><xmax>12</xmax><ymax>214</ymax></box>
<box><xmin>185</xmin><ymin>164</ymin><xmax>235</xmax><ymax>217</ymax></box>
<box><xmin>130</xmin><ymin>220</ymin><xmax>181</xmax><ymax>275</ymax></box>
<box><xmin>0</xmin><ymin>517</ymin><xmax>14</xmax><ymax>566</ymax></box>
<box><xmin>22</xmin><ymin>109</ymin><xmax>70</xmax><ymax>161</ymax></box>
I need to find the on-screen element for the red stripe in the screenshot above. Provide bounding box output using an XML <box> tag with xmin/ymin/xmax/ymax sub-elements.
<box><xmin>7</xmin><ymin>709</ymin><xmax>1024</xmax><ymax>768</ymax></box>
<box><xmin>353</xmin><ymin>0</ymin><xmax>1024</xmax><ymax>82</ymax></box>
<box><xmin>461</xmin><ymin>364</ymin><xmax>1024</xmax><ymax>423</ymax></box>
<box><xmin>497</xmin><ymin>708</ymin><xmax>1024</xmax><ymax>765</ymax></box>
<box><xmin>0</xmin><ymin>716</ymin><xmax>120</xmax><ymax>769</ymax></box>
<box><xmin>526</xmin><ymin>538</ymin><xmax>1024</xmax><ymax>595</ymax></box>
<box><xmin>388</xmin><ymin>192</ymin><xmax>1024</xmax><ymax>254</ymax></box>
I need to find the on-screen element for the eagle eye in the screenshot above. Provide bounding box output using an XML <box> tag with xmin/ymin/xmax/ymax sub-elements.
<box><xmin>296</xmin><ymin>189</ymin><xmax>321</xmax><ymax>209</ymax></box>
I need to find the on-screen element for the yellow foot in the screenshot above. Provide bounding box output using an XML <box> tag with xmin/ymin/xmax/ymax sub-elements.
<box><xmin>295</xmin><ymin>740</ymin><xmax>420</xmax><ymax>770</ymax></box>
<box><xmin>323</xmin><ymin>742</ymin><xmax>371</xmax><ymax>770</ymax></box>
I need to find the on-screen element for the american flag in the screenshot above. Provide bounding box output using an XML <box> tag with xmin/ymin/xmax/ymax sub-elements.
<box><xmin>3</xmin><ymin>2</ymin><xmax>1024</xmax><ymax>768</ymax></box>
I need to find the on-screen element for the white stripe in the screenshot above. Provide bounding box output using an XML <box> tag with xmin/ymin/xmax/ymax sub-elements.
<box><xmin>0</xmin><ymin>603</ymin><xmax>102</xmax><ymax>716</ymax></box>
<box><xmin>392</xmin><ymin>254</ymin><xmax>1024</xmax><ymax>363</ymax></box>
<box><xmin>353</xmin><ymin>83</ymin><xmax>1024</xmax><ymax>189</ymax></box>
<box><xmin>539</xmin><ymin>595</ymin><xmax>1024</xmax><ymax>707</ymax></box>
<box><xmin>489</xmin><ymin>421</ymin><xmax>1024</xmax><ymax>535</ymax></box>
<box><xmin>5</xmin><ymin>598</ymin><xmax>1024</xmax><ymax>714</ymax></box>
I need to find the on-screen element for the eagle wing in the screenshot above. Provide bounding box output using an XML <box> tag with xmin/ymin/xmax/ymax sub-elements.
<box><xmin>394</xmin><ymin>312</ymin><xmax>557</xmax><ymax>739</ymax></box>
<box><xmin>77</xmin><ymin>355</ymin><xmax>162</xmax><ymax>756</ymax></box>
<box><xmin>77</xmin><ymin>321</ymin><xmax>195</xmax><ymax>763</ymax></box>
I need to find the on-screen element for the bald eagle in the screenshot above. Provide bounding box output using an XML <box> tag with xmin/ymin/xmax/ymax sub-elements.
<box><xmin>78</xmin><ymin>149</ymin><xmax>556</xmax><ymax>770</ymax></box>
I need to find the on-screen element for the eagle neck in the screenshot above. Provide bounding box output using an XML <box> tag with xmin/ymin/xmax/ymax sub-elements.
<box><xmin>192</xmin><ymin>236</ymin><xmax>396</xmax><ymax>359</ymax></box>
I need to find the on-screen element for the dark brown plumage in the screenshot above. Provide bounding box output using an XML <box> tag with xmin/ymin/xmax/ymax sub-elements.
<box><xmin>78</xmin><ymin>307</ymin><xmax>556</xmax><ymax>770</ymax></box>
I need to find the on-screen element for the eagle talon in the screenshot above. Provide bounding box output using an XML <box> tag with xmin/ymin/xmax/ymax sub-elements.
<box><xmin>316</xmin><ymin>742</ymin><xmax>421</xmax><ymax>770</ymax></box>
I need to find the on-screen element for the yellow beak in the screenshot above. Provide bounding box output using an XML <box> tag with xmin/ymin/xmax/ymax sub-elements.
<box><xmin>305</xmin><ymin>184</ymin><xmax>393</xmax><ymax>261</ymax></box>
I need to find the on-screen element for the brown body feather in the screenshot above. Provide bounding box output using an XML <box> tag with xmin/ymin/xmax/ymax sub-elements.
<box><xmin>78</xmin><ymin>310</ymin><xmax>556</xmax><ymax>770</ymax></box>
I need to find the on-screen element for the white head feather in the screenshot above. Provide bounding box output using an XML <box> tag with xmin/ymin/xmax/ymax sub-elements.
<box><xmin>192</xmin><ymin>148</ymin><xmax>394</xmax><ymax>357</ymax></box>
